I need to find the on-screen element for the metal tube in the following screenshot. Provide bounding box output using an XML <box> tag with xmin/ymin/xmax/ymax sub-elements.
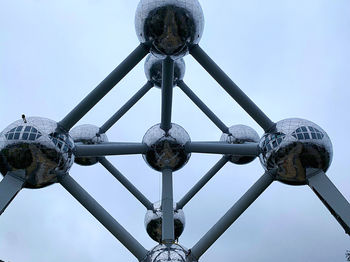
<box><xmin>59</xmin><ymin>174</ymin><xmax>148</xmax><ymax>261</ymax></box>
<box><xmin>177</xmin><ymin>80</ymin><xmax>229</xmax><ymax>134</ymax></box>
<box><xmin>160</xmin><ymin>57</ymin><xmax>175</xmax><ymax>132</ymax></box>
<box><xmin>162</xmin><ymin>168</ymin><xmax>175</xmax><ymax>243</ymax></box>
<box><xmin>0</xmin><ymin>170</ymin><xmax>25</xmax><ymax>215</ymax></box>
<box><xmin>176</xmin><ymin>157</ymin><xmax>229</xmax><ymax>210</ymax></box>
<box><xmin>99</xmin><ymin>157</ymin><xmax>153</xmax><ymax>210</ymax></box>
<box><xmin>189</xmin><ymin>171</ymin><xmax>275</xmax><ymax>260</ymax></box>
<box><xmin>307</xmin><ymin>169</ymin><xmax>350</xmax><ymax>235</ymax></box>
<box><xmin>99</xmin><ymin>81</ymin><xmax>154</xmax><ymax>134</ymax></box>
<box><xmin>74</xmin><ymin>143</ymin><xmax>148</xmax><ymax>157</ymax></box>
<box><xmin>59</xmin><ymin>44</ymin><xmax>149</xmax><ymax>131</ymax></box>
<box><xmin>190</xmin><ymin>45</ymin><xmax>274</xmax><ymax>132</ymax></box>
<box><xmin>185</xmin><ymin>142</ymin><xmax>260</xmax><ymax>156</ymax></box>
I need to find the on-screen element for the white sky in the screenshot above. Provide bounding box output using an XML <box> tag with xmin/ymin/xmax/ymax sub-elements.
<box><xmin>0</xmin><ymin>0</ymin><xmax>350</xmax><ymax>261</ymax></box>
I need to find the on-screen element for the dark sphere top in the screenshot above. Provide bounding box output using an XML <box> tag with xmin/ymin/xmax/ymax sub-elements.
<box><xmin>135</xmin><ymin>0</ymin><xmax>204</xmax><ymax>58</ymax></box>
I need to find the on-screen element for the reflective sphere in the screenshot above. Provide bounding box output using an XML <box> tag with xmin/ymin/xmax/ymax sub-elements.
<box><xmin>259</xmin><ymin>118</ymin><xmax>333</xmax><ymax>185</ymax></box>
<box><xmin>145</xmin><ymin>202</ymin><xmax>185</xmax><ymax>243</ymax></box>
<box><xmin>144</xmin><ymin>54</ymin><xmax>185</xmax><ymax>88</ymax></box>
<box><xmin>142</xmin><ymin>123</ymin><xmax>191</xmax><ymax>172</ymax></box>
<box><xmin>0</xmin><ymin>117</ymin><xmax>74</xmax><ymax>188</ymax></box>
<box><xmin>70</xmin><ymin>124</ymin><xmax>108</xmax><ymax>166</ymax></box>
<box><xmin>135</xmin><ymin>0</ymin><xmax>205</xmax><ymax>58</ymax></box>
<box><xmin>145</xmin><ymin>244</ymin><xmax>195</xmax><ymax>262</ymax></box>
<box><xmin>220</xmin><ymin>125</ymin><xmax>260</xmax><ymax>164</ymax></box>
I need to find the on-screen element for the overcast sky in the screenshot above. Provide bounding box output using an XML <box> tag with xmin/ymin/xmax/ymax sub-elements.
<box><xmin>0</xmin><ymin>0</ymin><xmax>350</xmax><ymax>261</ymax></box>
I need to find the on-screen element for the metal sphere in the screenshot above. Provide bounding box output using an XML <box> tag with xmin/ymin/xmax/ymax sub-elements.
<box><xmin>144</xmin><ymin>54</ymin><xmax>185</xmax><ymax>88</ymax></box>
<box><xmin>135</xmin><ymin>0</ymin><xmax>205</xmax><ymax>58</ymax></box>
<box><xmin>220</xmin><ymin>125</ymin><xmax>260</xmax><ymax>164</ymax></box>
<box><xmin>70</xmin><ymin>124</ymin><xmax>108</xmax><ymax>166</ymax></box>
<box><xmin>259</xmin><ymin>118</ymin><xmax>333</xmax><ymax>185</ymax></box>
<box><xmin>142</xmin><ymin>123</ymin><xmax>191</xmax><ymax>172</ymax></box>
<box><xmin>145</xmin><ymin>202</ymin><xmax>185</xmax><ymax>243</ymax></box>
<box><xmin>0</xmin><ymin>117</ymin><xmax>75</xmax><ymax>188</ymax></box>
<box><xmin>145</xmin><ymin>244</ymin><xmax>195</xmax><ymax>262</ymax></box>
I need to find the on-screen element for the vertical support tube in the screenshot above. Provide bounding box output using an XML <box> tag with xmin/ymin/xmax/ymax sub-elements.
<box><xmin>190</xmin><ymin>45</ymin><xmax>274</xmax><ymax>132</ymax></box>
<box><xmin>99</xmin><ymin>157</ymin><xmax>153</xmax><ymax>210</ymax></box>
<box><xmin>160</xmin><ymin>57</ymin><xmax>174</xmax><ymax>133</ymax></box>
<box><xmin>189</xmin><ymin>171</ymin><xmax>275</xmax><ymax>260</ymax></box>
<box><xmin>177</xmin><ymin>157</ymin><xmax>229</xmax><ymax>210</ymax></box>
<box><xmin>177</xmin><ymin>80</ymin><xmax>229</xmax><ymax>134</ymax></box>
<box><xmin>162</xmin><ymin>168</ymin><xmax>175</xmax><ymax>243</ymax></box>
<box><xmin>59</xmin><ymin>44</ymin><xmax>149</xmax><ymax>131</ymax></box>
<box><xmin>99</xmin><ymin>81</ymin><xmax>154</xmax><ymax>134</ymax></box>
<box><xmin>59</xmin><ymin>174</ymin><xmax>148</xmax><ymax>261</ymax></box>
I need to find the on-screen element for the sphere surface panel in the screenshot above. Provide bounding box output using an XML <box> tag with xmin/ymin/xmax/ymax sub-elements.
<box><xmin>70</xmin><ymin>124</ymin><xmax>108</xmax><ymax>166</ymax></box>
<box><xmin>220</xmin><ymin>125</ymin><xmax>260</xmax><ymax>164</ymax></box>
<box><xmin>0</xmin><ymin>117</ymin><xmax>75</xmax><ymax>188</ymax></box>
<box><xmin>135</xmin><ymin>0</ymin><xmax>204</xmax><ymax>58</ymax></box>
<box><xmin>259</xmin><ymin>118</ymin><xmax>333</xmax><ymax>185</ymax></box>
<box><xmin>146</xmin><ymin>244</ymin><xmax>195</xmax><ymax>262</ymax></box>
<box><xmin>144</xmin><ymin>54</ymin><xmax>185</xmax><ymax>88</ymax></box>
<box><xmin>145</xmin><ymin>202</ymin><xmax>185</xmax><ymax>243</ymax></box>
<box><xmin>142</xmin><ymin>123</ymin><xmax>191</xmax><ymax>172</ymax></box>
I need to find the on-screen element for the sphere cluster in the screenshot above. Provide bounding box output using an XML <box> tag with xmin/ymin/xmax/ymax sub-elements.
<box><xmin>142</xmin><ymin>123</ymin><xmax>191</xmax><ymax>172</ymax></box>
<box><xmin>259</xmin><ymin>118</ymin><xmax>333</xmax><ymax>185</ymax></box>
<box><xmin>0</xmin><ymin>117</ymin><xmax>74</xmax><ymax>188</ymax></box>
<box><xmin>135</xmin><ymin>0</ymin><xmax>205</xmax><ymax>58</ymax></box>
<box><xmin>144</xmin><ymin>54</ymin><xmax>185</xmax><ymax>88</ymax></box>
<box><xmin>220</xmin><ymin>125</ymin><xmax>260</xmax><ymax>164</ymax></box>
<box><xmin>145</xmin><ymin>202</ymin><xmax>185</xmax><ymax>243</ymax></box>
<box><xmin>70</xmin><ymin>124</ymin><xmax>108</xmax><ymax>166</ymax></box>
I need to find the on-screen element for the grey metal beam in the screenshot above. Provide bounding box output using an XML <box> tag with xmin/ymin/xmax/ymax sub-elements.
<box><xmin>99</xmin><ymin>157</ymin><xmax>153</xmax><ymax>210</ymax></box>
<box><xmin>307</xmin><ymin>169</ymin><xmax>350</xmax><ymax>235</ymax></box>
<box><xmin>74</xmin><ymin>143</ymin><xmax>148</xmax><ymax>157</ymax></box>
<box><xmin>177</xmin><ymin>80</ymin><xmax>229</xmax><ymax>134</ymax></box>
<box><xmin>189</xmin><ymin>171</ymin><xmax>275</xmax><ymax>260</ymax></box>
<box><xmin>162</xmin><ymin>168</ymin><xmax>175</xmax><ymax>243</ymax></box>
<box><xmin>0</xmin><ymin>170</ymin><xmax>25</xmax><ymax>215</ymax></box>
<box><xmin>59</xmin><ymin>44</ymin><xmax>150</xmax><ymax>131</ymax></box>
<box><xmin>176</xmin><ymin>157</ymin><xmax>229</xmax><ymax>210</ymax></box>
<box><xmin>59</xmin><ymin>174</ymin><xmax>148</xmax><ymax>261</ymax></box>
<box><xmin>160</xmin><ymin>57</ymin><xmax>175</xmax><ymax>132</ymax></box>
<box><xmin>99</xmin><ymin>81</ymin><xmax>154</xmax><ymax>134</ymax></box>
<box><xmin>185</xmin><ymin>142</ymin><xmax>260</xmax><ymax>156</ymax></box>
<box><xmin>190</xmin><ymin>45</ymin><xmax>275</xmax><ymax>132</ymax></box>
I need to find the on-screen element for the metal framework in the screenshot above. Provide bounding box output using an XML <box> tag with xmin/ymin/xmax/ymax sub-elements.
<box><xmin>0</xmin><ymin>1</ymin><xmax>349</xmax><ymax>262</ymax></box>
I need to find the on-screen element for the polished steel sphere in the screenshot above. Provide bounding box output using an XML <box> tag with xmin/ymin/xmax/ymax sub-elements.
<box><xmin>145</xmin><ymin>244</ymin><xmax>195</xmax><ymax>262</ymax></box>
<box><xmin>135</xmin><ymin>0</ymin><xmax>205</xmax><ymax>58</ymax></box>
<box><xmin>144</xmin><ymin>54</ymin><xmax>185</xmax><ymax>88</ymax></box>
<box><xmin>0</xmin><ymin>117</ymin><xmax>75</xmax><ymax>188</ymax></box>
<box><xmin>70</xmin><ymin>124</ymin><xmax>108</xmax><ymax>166</ymax></box>
<box><xmin>142</xmin><ymin>123</ymin><xmax>191</xmax><ymax>172</ymax></box>
<box><xmin>220</xmin><ymin>125</ymin><xmax>260</xmax><ymax>164</ymax></box>
<box><xmin>145</xmin><ymin>202</ymin><xmax>185</xmax><ymax>243</ymax></box>
<box><xmin>259</xmin><ymin>118</ymin><xmax>333</xmax><ymax>185</ymax></box>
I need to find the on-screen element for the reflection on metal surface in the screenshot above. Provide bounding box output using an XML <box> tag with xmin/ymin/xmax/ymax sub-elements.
<box><xmin>142</xmin><ymin>123</ymin><xmax>191</xmax><ymax>172</ymax></box>
<box><xmin>0</xmin><ymin>117</ymin><xmax>74</xmax><ymax>188</ymax></box>
<box><xmin>70</xmin><ymin>124</ymin><xmax>108</xmax><ymax>166</ymax></box>
<box><xmin>135</xmin><ymin>0</ymin><xmax>204</xmax><ymax>58</ymax></box>
<box><xmin>144</xmin><ymin>54</ymin><xmax>185</xmax><ymax>88</ymax></box>
<box><xmin>145</xmin><ymin>201</ymin><xmax>185</xmax><ymax>243</ymax></box>
<box><xmin>144</xmin><ymin>243</ymin><xmax>195</xmax><ymax>262</ymax></box>
<box><xmin>220</xmin><ymin>125</ymin><xmax>260</xmax><ymax>164</ymax></box>
<box><xmin>259</xmin><ymin>118</ymin><xmax>333</xmax><ymax>185</ymax></box>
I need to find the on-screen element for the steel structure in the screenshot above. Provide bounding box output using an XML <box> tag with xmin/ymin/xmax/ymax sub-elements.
<box><xmin>0</xmin><ymin>1</ymin><xmax>349</xmax><ymax>261</ymax></box>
